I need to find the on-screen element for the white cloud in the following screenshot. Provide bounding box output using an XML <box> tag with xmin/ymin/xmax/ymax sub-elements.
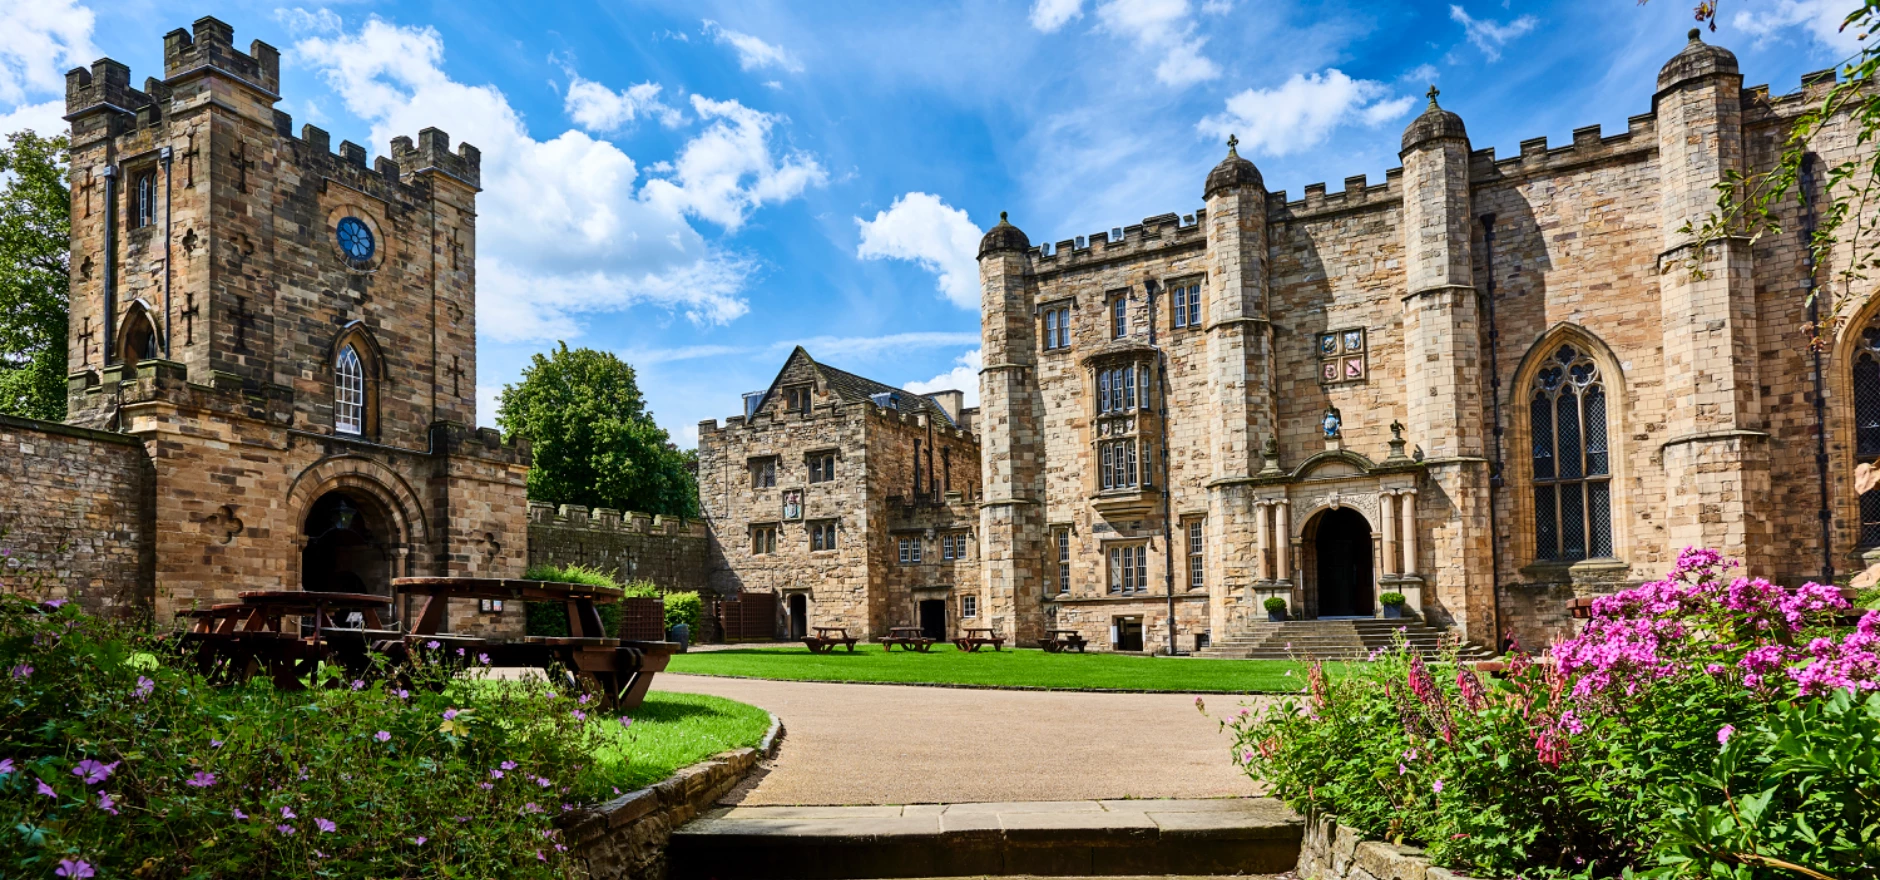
<box><xmin>641</xmin><ymin>95</ymin><xmax>827</xmax><ymax>230</ymax></box>
<box><xmin>1448</xmin><ymin>5</ymin><xmax>1537</xmax><ymax>62</ymax></box>
<box><xmin>1732</xmin><ymin>0</ymin><xmax>1865</xmax><ymax>55</ymax></box>
<box><xmin>855</xmin><ymin>192</ymin><xmax>983</xmax><ymax>309</ymax></box>
<box><xmin>0</xmin><ymin>100</ymin><xmax>67</xmax><ymax>140</ymax></box>
<box><xmin>294</xmin><ymin>17</ymin><xmax>826</xmax><ymax>342</ymax></box>
<box><xmin>274</xmin><ymin>7</ymin><xmax>342</xmax><ymax>36</ymax></box>
<box><xmin>1030</xmin><ymin>0</ymin><xmax>1085</xmax><ymax>32</ymax></box>
<box><xmin>1095</xmin><ymin>0</ymin><xmax>1222</xmax><ymax>87</ymax></box>
<box><xmin>904</xmin><ymin>349</ymin><xmax>983</xmax><ymax>408</ymax></box>
<box><xmin>1402</xmin><ymin>63</ymin><xmax>1440</xmax><ymax>85</ymax></box>
<box><xmin>0</xmin><ymin>0</ymin><xmax>94</xmax><ymax>109</ymax></box>
<box><xmin>1199</xmin><ymin>69</ymin><xmax>1414</xmax><ymax>157</ymax></box>
<box><xmin>563</xmin><ymin>75</ymin><xmax>683</xmax><ymax>131</ymax></box>
<box><xmin>701</xmin><ymin>20</ymin><xmax>804</xmax><ymax>73</ymax></box>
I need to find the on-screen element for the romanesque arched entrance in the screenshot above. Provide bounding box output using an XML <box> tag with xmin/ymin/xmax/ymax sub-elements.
<box><xmin>1308</xmin><ymin>507</ymin><xmax>1374</xmax><ymax>618</ymax></box>
<box><xmin>300</xmin><ymin>489</ymin><xmax>398</xmax><ymax>599</ymax></box>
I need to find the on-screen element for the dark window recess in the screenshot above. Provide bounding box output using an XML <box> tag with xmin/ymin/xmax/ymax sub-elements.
<box><xmin>1531</xmin><ymin>346</ymin><xmax>1612</xmax><ymax>561</ymax></box>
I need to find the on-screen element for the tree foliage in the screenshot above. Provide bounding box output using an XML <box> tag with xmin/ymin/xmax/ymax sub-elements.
<box><xmin>496</xmin><ymin>343</ymin><xmax>699</xmax><ymax>519</ymax></box>
<box><xmin>0</xmin><ymin>130</ymin><xmax>69</xmax><ymax>421</ymax></box>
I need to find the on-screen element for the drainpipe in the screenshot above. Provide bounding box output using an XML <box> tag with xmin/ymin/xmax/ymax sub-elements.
<box><xmin>1145</xmin><ymin>279</ymin><xmax>1178</xmax><ymax>656</ymax></box>
<box><xmin>1801</xmin><ymin>153</ymin><xmax>1835</xmax><ymax>584</ymax></box>
<box><xmin>1480</xmin><ymin>214</ymin><xmax>1506</xmax><ymax>650</ymax></box>
<box><xmin>102</xmin><ymin>164</ymin><xmax>118</xmax><ymax>366</ymax></box>
<box><xmin>161</xmin><ymin>146</ymin><xmax>173</xmax><ymax>356</ymax></box>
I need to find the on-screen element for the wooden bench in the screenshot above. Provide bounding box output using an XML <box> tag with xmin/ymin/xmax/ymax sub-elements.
<box><xmin>1039</xmin><ymin>629</ymin><xmax>1088</xmax><ymax>653</ymax></box>
<box><xmin>803</xmin><ymin>626</ymin><xmax>858</xmax><ymax>654</ymax></box>
<box><xmin>881</xmin><ymin>625</ymin><xmax>936</xmax><ymax>653</ymax></box>
<box><xmin>954</xmin><ymin>627</ymin><xmax>1006</xmax><ymax>652</ymax></box>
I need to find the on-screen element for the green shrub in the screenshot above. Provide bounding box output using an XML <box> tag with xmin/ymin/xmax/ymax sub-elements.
<box><xmin>0</xmin><ymin>594</ymin><xmax>638</xmax><ymax>877</ymax></box>
<box><xmin>619</xmin><ymin>580</ymin><xmax>661</xmax><ymax>600</ymax></box>
<box><xmin>1263</xmin><ymin>596</ymin><xmax>1287</xmax><ymax>614</ymax></box>
<box><xmin>524</xmin><ymin>564</ymin><xmax>623</xmax><ymax>636</ymax></box>
<box><xmin>523</xmin><ymin>562</ymin><xmax>618</xmax><ymax>588</ymax></box>
<box><xmin>1378</xmin><ymin>591</ymin><xmax>1406</xmax><ymax>607</ymax></box>
<box><xmin>664</xmin><ymin>591</ymin><xmax>703</xmax><ymax>631</ymax></box>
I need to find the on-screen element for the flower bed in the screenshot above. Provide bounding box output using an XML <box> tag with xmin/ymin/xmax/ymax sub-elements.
<box><xmin>1221</xmin><ymin>549</ymin><xmax>1880</xmax><ymax>879</ymax></box>
<box><xmin>0</xmin><ymin>594</ymin><xmax>747</xmax><ymax>877</ymax></box>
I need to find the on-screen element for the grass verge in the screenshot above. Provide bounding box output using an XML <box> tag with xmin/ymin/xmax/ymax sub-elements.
<box><xmin>595</xmin><ymin>691</ymin><xmax>774</xmax><ymax>791</ymax></box>
<box><xmin>666</xmin><ymin>643</ymin><xmax>1333</xmax><ymax>693</ymax></box>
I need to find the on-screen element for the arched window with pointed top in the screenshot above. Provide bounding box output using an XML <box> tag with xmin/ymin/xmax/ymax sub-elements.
<box><xmin>117</xmin><ymin>303</ymin><xmax>160</xmax><ymax>364</ymax></box>
<box><xmin>335</xmin><ymin>344</ymin><xmax>366</xmax><ymax>435</ymax></box>
<box><xmin>1530</xmin><ymin>344</ymin><xmax>1613</xmax><ymax>561</ymax></box>
<box><xmin>1851</xmin><ymin>325</ymin><xmax>1880</xmax><ymax>545</ymax></box>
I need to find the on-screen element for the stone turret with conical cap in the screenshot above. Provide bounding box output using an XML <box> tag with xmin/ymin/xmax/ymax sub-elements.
<box><xmin>1402</xmin><ymin>84</ymin><xmax>1468</xmax><ymax>152</ymax></box>
<box><xmin>1204</xmin><ymin>134</ymin><xmax>1263</xmax><ymax>200</ymax></box>
<box><xmin>975</xmin><ymin>210</ymin><xmax>1047</xmax><ymax>644</ymax></box>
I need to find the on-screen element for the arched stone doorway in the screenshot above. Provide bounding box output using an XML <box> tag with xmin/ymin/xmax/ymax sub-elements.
<box><xmin>786</xmin><ymin>593</ymin><xmax>809</xmax><ymax>639</ymax></box>
<box><xmin>301</xmin><ymin>490</ymin><xmax>398</xmax><ymax>599</ymax></box>
<box><xmin>1307</xmin><ymin>507</ymin><xmax>1374</xmax><ymax>618</ymax></box>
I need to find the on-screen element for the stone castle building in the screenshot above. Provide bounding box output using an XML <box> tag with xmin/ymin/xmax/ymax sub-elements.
<box><xmin>4</xmin><ymin>18</ymin><xmax>534</xmax><ymax>634</ymax></box>
<box><xmin>697</xmin><ymin>348</ymin><xmax>982</xmax><ymax>639</ymax></box>
<box><xmin>974</xmin><ymin>31</ymin><xmax>1879</xmax><ymax>652</ymax></box>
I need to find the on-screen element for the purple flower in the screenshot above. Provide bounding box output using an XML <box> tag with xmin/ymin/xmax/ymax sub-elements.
<box><xmin>414</xmin><ymin>836</ymin><xmax>428</xmax><ymax>846</ymax></box>
<box><xmin>281</xmin><ymin>806</ymin><xmax>297</xmax><ymax>819</ymax></box>
<box><xmin>524</xmin><ymin>801</ymin><xmax>544</xmax><ymax>813</ymax></box>
<box><xmin>1398</xmin><ymin>763</ymin><xmax>1407</xmax><ymax>775</ymax></box>
<box><xmin>442</xmin><ymin>709</ymin><xmax>459</xmax><ymax>720</ymax></box>
<box><xmin>374</xmin><ymin>730</ymin><xmax>391</xmax><ymax>743</ymax></box>
<box><xmin>96</xmin><ymin>792</ymin><xmax>118</xmax><ymax>815</ymax></box>
<box><xmin>316</xmin><ymin>818</ymin><xmax>336</xmax><ymax>833</ymax></box>
<box><xmin>619</xmin><ymin>716</ymin><xmax>633</xmax><ymax>728</ymax></box>
<box><xmin>54</xmin><ymin>859</ymin><xmax>94</xmax><ymax>878</ymax></box>
<box><xmin>37</xmin><ymin>779</ymin><xmax>57</xmax><ymax>799</ymax></box>
<box><xmin>278</xmin><ymin>824</ymin><xmax>296</xmax><ymax>836</ymax></box>
<box><xmin>1718</xmin><ymin>724</ymin><xmax>1735</xmax><ymax>744</ymax></box>
<box><xmin>0</xmin><ymin>758</ymin><xmax>13</xmax><ymax>775</ymax></box>
<box><xmin>393</xmin><ymin>688</ymin><xmax>410</xmax><ymax>700</ymax></box>
<box><xmin>72</xmin><ymin>759</ymin><xmax>118</xmax><ymax>785</ymax></box>
<box><xmin>478</xmin><ymin>653</ymin><xmax>490</xmax><ymax>665</ymax></box>
<box><xmin>425</xmin><ymin>640</ymin><xmax>441</xmax><ymax>650</ymax></box>
<box><xmin>537</xmin><ymin>850</ymin><xmax>547</xmax><ymax>863</ymax></box>
<box><xmin>456</xmin><ymin>647</ymin><xmax>465</xmax><ymax>657</ymax></box>
<box><xmin>350</xmin><ymin>679</ymin><xmax>365</xmax><ymax>691</ymax></box>
<box><xmin>536</xmin><ymin>776</ymin><xmax>551</xmax><ymax>788</ymax></box>
<box><xmin>233</xmin><ymin>807</ymin><xmax>247</xmax><ymax>819</ymax></box>
<box><xmin>188</xmin><ymin>771</ymin><xmax>216</xmax><ymax>788</ymax></box>
<box><xmin>578</xmin><ymin>694</ymin><xmax>592</xmax><ymax>705</ymax></box>
<box><xmin>571</xmin><ymin>709</ymin><xmax>586</xmax><ymax>721</ymax></box>
<box><xmin>210</xmin><ymin>739</ymin><xmax>223</xmax><ymax>748</ymax></box>
<box><xmin>490</xmin><ymin>768</ymin><xmax>504</xmax><ymax>779</ymax></box>
<box><xmin>478</xmin><ymin>782</ymin><xmax>494</xmax><ymax>790</ymax></box>
<box><xmin>1432</xmin><ymin>779</ymin><xmax>1444</xmax><ymax>793</ymax></box>
<box><xmin>9</xmin><ymin>663</ymin><xmax>30</xmax><ymax>680</ymax></box>
<box><xmin>500</xmin><ymin>760</ymin><xmax>518</xmax><ymax>771</ymax></box>
<box><xmin>133</xmin><ymin>676</ymin><xmax>155</xmax><ymax>701</ymax></box>
<box><xmin>44</xmin><ymin>599</ymin><xmax>67</xmax><ymax>609</ymax></box>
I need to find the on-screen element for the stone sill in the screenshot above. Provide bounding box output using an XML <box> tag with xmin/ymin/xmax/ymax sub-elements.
<box><xmin>1051</xmin><ymin>592</ymin><xmax>1207</xmax><ymax>605</ymax></box>
<box><xmin>1517</xmin><ymin>558</ymin><xmax>1630</xmax><ymax>586</ymax></box>
<box><xmin>1090</xmin><ymin>489</ymin><xmax>1160</xmax><ymax>518</ymax></box>
<box><xmin>1298</xmin><ymin>809</ymin><xmax>1491</xmax><ymax>880</ymax></box>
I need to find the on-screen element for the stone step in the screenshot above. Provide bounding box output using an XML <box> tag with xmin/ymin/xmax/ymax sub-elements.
<box><xmin>668</xmin><ymin>798</ymin><xmax>1303</xmax><ymax>880</ymax></box>
<box><xmin>1193</xmin><ymin>618</ymin><xmax>1495</xmax><ymax>661</ymax></box>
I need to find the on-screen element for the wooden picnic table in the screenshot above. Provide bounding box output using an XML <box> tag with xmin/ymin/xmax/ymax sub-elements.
<box><xmin>176</xmin><ymin>591</ymin><xmax>394</xmax><ymax>687</ymax></box>
<box><xmin>881</xmin><ymin>625</ymin><xmax>935</xmax><ymax>652</ymax></box>
<box><xmin>1039</xmin><ymin>629</ymin><xmax>1088</xmax><ymax>653</ymax></box>
<box><xmin>803</xmin><ymin>626</ymin><xmax>859</xmax><ymax>654</ymax></box>
<box><xmin>954</xmin><ymin>626</ymin><xmax>1006</xmax><ymax>652</ymax></box>
<box><xmin>391</xmin><ymin>577</ymin><xmax>676</xmax><ymax>710</ymax></box>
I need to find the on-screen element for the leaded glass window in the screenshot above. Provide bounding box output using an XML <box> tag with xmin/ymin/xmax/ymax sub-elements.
<box><xmin>1531</xmin><ymin>345</ymin><xmax>1611</xmax><ymax>561</ymax></box>
<box><xmin>1112</xmin><ymin>295</ymin><xmax>1128</xmax><ymax>338</ymax></box>
<box><xmin>1854</xmin><ymin>327</ymin><xmax>1880</xmax><ymax>544</ymax></box>
<box><xmin>335</xmin><ymin>345</ymin><xmax>365</xmax><ymax>435</ymax></box>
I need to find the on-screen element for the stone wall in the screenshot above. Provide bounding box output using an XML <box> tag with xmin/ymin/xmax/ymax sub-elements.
<box><xmin>1297</xmin><ymin>810</ymin><xmax>1484</xmax><ymax>880</ymax></box>
<box><xmin>562</xmin><ymin>715</ymin><xmax>781</xmax><ymax>880</ymax></box>
<box><xmin>0</xmin><ymin>415</ymin><xmax>155</xmax><ymax>619</ymax></box>
<box><xmin>526</xmin><ymin>501</ymin><xmax>709</xmax><ymax>592</ymax></box>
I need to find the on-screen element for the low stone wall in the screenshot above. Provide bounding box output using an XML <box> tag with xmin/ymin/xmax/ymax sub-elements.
<box><xmin>0</xmin><ymin>414</ymin><xmax>155</xmax><ymax>619</ymax></box>
<box><xmin>1297</xmin><ymin>810</ymin><xmax>1483</xmax><ymax>880</ymax></box>
<box><xmin>528</xmin><ymin>501</ymin><xmax>710</xmax><ymax>593</ymax></box>
<box><xmin>562</xmin><ymin>714</ymin><xmax>783</xmax><ymax>880</ymax></box>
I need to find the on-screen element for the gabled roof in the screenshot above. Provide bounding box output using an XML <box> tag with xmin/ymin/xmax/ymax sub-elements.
<box><xmin>754</xmin><ymin>346</ymin><xmax>960</xmax><ymax>427</ymax></box>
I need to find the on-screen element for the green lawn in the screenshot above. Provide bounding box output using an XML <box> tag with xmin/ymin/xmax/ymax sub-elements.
<box><xmin>666</xmin><ymin>643</ymin><xmax>1326</xmax><ymax>693</ymax></box>
<box><xmin>592</xmin><ymin>691</ymin><xmax>774</xmax><ymax>790</ymax></box>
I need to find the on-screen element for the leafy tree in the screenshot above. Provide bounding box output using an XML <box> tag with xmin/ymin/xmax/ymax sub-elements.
<box><xmin>496</xmin><ymin>343</ymin><xmax>699</xmax><ymax>519</ymax></box>
<box><xmin>0</xmin><ymin>131</ymin><xmax>70</xmax><ymax>421</ymax></box>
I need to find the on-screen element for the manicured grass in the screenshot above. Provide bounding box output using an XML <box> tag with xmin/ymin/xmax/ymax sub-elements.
<box><xmin>594</xmin><ymin>691</ymin><xmax>774</xmax><ymax>790</ymax></box>
<box><xmin>666</xmin><ymin>643</ymin><xmax>1328</xmax><ymax>693</ymax></box>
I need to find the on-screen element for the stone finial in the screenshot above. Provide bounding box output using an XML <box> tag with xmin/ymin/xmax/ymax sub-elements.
<box><xmin>1425</xmin><ymin>84</ymin><xmax>1439</xmax><ymax>108</ymax></box>
<box><xmin>1226</xmin><ymin>133</ymin><xmax>1239</xmax><ymax>157</ymax></box>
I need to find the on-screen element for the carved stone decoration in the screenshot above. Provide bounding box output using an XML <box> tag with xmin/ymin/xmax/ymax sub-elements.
<box><xmin>180</xmin><ymin>227</ymin><xmax>199</xmax><ymax>256</ymax></box>
<box><xmin>476</xmin><ymin>532</ymin><xmax>502</xmax><ymax>565</ymax></box>
<box><xmin>204</xmin><ymin>505</ymin><xmax>245</xmax><ymax>544</ymax></box>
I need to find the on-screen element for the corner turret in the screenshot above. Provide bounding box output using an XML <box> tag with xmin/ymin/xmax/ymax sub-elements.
<box><xmin>977</xmin><ymin>212</ymin><xmax>1030</xmax><ymax>259</ymax></box>
<box><xmin>1401</xmin><ymin>86</ymin><xmax>1468</xmax><ymax>154</ymax></box>
<box><xmin>1657</xmin><ymin>28</ymin><xmax>1739</xmax><ymax>94</ymax></box>
<box><xmin>1203</xmin><ymin>135</ymin><xmax>1263</xmax><ymax>200</ymax></box>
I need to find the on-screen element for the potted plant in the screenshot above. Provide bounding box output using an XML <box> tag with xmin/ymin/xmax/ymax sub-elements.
<box><xmin>1263</xmin><ymin>596</ymin><xmax>1287</xmax><ymax>622</ymax></box>
<box><xmin>1379</xmin><ymin>591</ymin><xmax>1408</xmax><ymax>619</ymax></box>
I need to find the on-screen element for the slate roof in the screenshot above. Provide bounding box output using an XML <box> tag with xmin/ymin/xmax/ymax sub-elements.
<box><xmin>759</xmin><ymin>347</ymin><xmax>961</xmax><ymax>427</ymax></box>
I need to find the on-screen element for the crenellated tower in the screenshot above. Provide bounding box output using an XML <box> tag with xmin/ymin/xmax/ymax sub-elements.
<box><xmin>976</xmin><ymin>214</ymin><xmax>1048</xmax><ymax>643</ymax></box>
<box><xmin>1200</xmin><ymin>139</ymin><xmax>1276</xmax><ymax>633</ymax></box>
<box><xmin>1653</xmin><ymin>29</ymin><xmax>1770</xmax><ymax>566</ymax></box>
<box><xmin>1398</xmin><ymin>90</ymin><xmax>1495</xmax><ymax>639</ymax></box>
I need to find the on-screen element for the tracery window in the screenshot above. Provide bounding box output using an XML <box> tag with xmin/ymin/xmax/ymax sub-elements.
<box><xmin>1853</xmin><ymin>326</ymin><xmax>1880</xmax><ymax>544</ymax></box>
<box><xmin>1093</xmin><ymin>360</ymin><xmax>1153</xmax><ymax>492</ymax></box>
<box><xmin>1530</xmin><ymin>345</ymin><xmax>1612</xmax><ymax>561</ymax></box>
<box><xmin>335</xmin><ymin>344</ymin><xmax>365</xmax><ymax>436</ymax></box>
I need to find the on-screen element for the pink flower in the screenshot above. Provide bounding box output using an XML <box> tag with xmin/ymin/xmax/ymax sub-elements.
<box><xmin>1398</xmin><ymin>763</ymin><xmax>1407</xmax><ymax>775</ymax></box>
<box><xmin>572</xmin><ymin>709</ymin><xmax>587</xmax><ymax>721</ymax></box>
<box><xmin>187</xmin><ymin>772</ymin><xmax>216</xmax><ymax>788</ymax></box>
<box><xmin>54</xmin><ymin>859</ymin><xmax>94</xmax><ymax>878</ymax></box>
<box><xmin>97</xmin><ymin>792</ymin><xmax>118</xmax><ymax>815</ymax></box>
<box><xmin>537</xmin><ymin>850</ymin><xmax>547</xmax><ymax>863</ymax></box>
<box><xmin>72</xmin><ymin>760</ymin><xmax>118</xmax><ymax>785</ymax></box>
<box><xmin>414</xmin><ymin>836</ymin><xmax>428</xmax><ymax>845</ymax></box>
<box><xmin>316</xmin><ymin>818</ymin><xmax>336</xmax><ymax>833</ymax></box>
<box><xmin>375</xmin><ymin>730</ymin><xmax>391</xmax><ymax>743</ymax></box>
<box><xmin>579</xmin><ymin>694</ymin><xmax>592</xmax><ymax>705</ymax></box>
<box><xmin>1432</xmin><ymin>779</ymin><xmax>1444</xmax><ymax>793</ymax></box>
<box><xmin>1717</xmin><ymin>724</ymin><xmax>1735</xmax><ymax>744</ymax></box>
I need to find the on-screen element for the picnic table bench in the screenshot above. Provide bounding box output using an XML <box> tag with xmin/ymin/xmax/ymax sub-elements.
<box><xmin>954</xmin><ymin>627</ymin><xmax>1006</xmax><ymax>652</ymax></box>
<box><xmin>881</xmin><ymin>625</ymin><xmax>936</xmax><ymax>652</ymax></box>
<box><xmin>175</xmin><ymin>591</ymin><xmax>395</xmax><ymax>687</ymax></box>
<box><xmin>1039</xmin><ymin>629</ymin><xmax>1088</xmax><ymax>653</ymax></box>
<box><xmin>803</xmin><ymin>626</ymin><xmax>859</xmax><ymax>654</ymax></box>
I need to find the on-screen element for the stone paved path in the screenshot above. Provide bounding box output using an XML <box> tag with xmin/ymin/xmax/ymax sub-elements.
<box><xmin>653</xmin><ymin>674</ymin><xmax>1264</xmax><ymax>806</ymax></box>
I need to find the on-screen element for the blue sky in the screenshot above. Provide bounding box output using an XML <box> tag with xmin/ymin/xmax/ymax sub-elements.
<box><xmin>1</xmin><ymin>0</ymin><xmax>1863</xmax><ymax>446</ymax></box>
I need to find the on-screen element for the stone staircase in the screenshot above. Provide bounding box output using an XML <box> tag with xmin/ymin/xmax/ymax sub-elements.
<box><xmin>1194</xmin><ymin>617</ymin><xmax>1497</xmax><ymax>661</ymax></box>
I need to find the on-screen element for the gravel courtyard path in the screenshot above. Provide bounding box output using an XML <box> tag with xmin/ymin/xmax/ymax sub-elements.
<box><xmin>652</xmin><ymin>674</ymin><xmax>1265</xmax><ymax>806</ymax></box>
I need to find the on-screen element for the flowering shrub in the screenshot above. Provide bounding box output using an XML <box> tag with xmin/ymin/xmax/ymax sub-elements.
<box><xmin>1221</xmin><ymin>549</ymin><xmax>1880</xmax><ymax>879</ymax></box>
<box><xmin>0</xmin><ymin>594</ymin><xmax>640</xmax><ymax>877</ymax></box>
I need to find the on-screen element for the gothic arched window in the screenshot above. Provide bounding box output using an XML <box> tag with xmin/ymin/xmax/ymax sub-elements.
<box><xmin>1531</xmin><ymin>345</ymin><xmax>1612</xmax><ymax>561</ymax></box>
<box><xmin>335</xmin><ymin>344</ymin><xmax>366</xmax><ymax>436</ymax></box>
<box><xmin>1853</xmin><ymin>327</ymin><xmax>1880</xmax><ymax>544</ymax></box>
<box><xmin>119</xmin><ymin>307</ymin><xmax>158</xmax><ymax>364</ymax></box>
